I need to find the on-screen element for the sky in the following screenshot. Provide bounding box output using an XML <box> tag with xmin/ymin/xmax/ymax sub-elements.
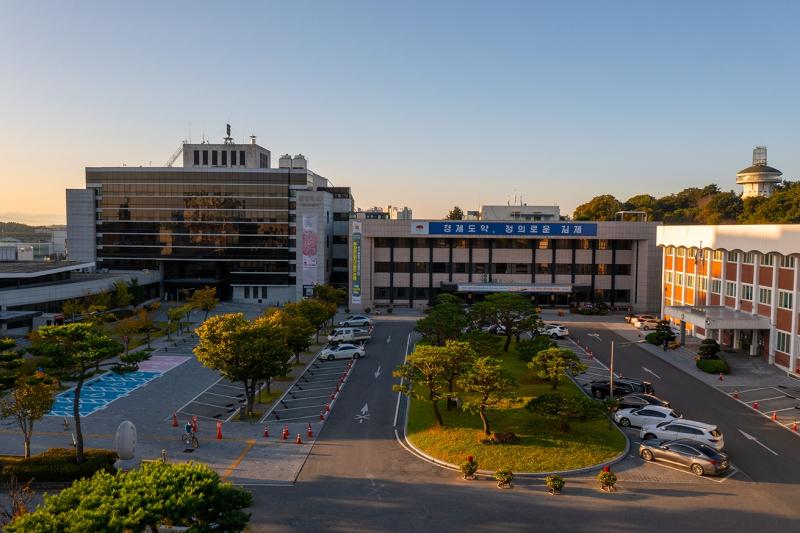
<box><xmin>1</xmin><ymin>1</ymin><xmax>799</xmax><ymax>224</ymax></box>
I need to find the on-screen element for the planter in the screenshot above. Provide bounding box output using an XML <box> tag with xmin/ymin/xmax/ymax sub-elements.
<box><xmin>460</xmin><ymin>458</ymin><xmax>478</xmax><ymax>480</ymax></box>
<box><xmin>597</xmin><ymin>471</ymin><xmax>617</xmax><ymax>492</ymax></box>
<box><xmin>546</xmin><ymin>475</ymin><xmax>565</xmax><ymax>495</ymax></box>
<box><xmin>494</xmin><ymin>470</ymin><xmax>514</xmax><ymax>489</ymax></box>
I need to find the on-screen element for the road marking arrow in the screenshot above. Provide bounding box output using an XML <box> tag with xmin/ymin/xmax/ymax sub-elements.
<box><xmin>642</xmin><ymin>367</ymin><xmax>661</xmax><ymax>379</ymax></box>
<box><xmin>739</xmin><ymin>429</ymin><xmax>778</xmax><ymax>455</ymax></box>
<box><xmin>361</xmin><ymin>404</ymin><xmax>369</xmax><ymax>414</ymax></box>
<box><xmin>387</xmin><ymin>335</ymin><xmax>391</xmax><ymax>343</ymax></box>
<box><xmin>375</xmin><ymin>366</ymin><xmax>381</xmax><ymax>378</ymax></box>
<box><xmin>356</xmin><ymin>404</ymin><xmax>370</xmax><ymax>423</ymax></box>
<box><xmin>588</xmin><ymin>333</ymin><xmax>602</xmax><ymax>341</ymax></box>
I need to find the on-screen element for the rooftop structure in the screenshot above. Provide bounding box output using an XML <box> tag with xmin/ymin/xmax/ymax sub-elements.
<box><xmin>736</xmin><ymin>146</ymin><xmax>782</xmax><ymax>199</ymax></box>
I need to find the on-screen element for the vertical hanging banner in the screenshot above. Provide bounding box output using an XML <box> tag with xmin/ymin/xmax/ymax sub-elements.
<box><xmin>302</xmin><ymin>214</ymin><xmax>318</xmax><ymax>286</ymax></box>
<box><xmin>352</xmin><ymin>221</ymin><xmax>362</xmax><ymax>305</ymax></box>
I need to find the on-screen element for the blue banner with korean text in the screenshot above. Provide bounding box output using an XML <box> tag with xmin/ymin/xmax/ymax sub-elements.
<box><xmin>424</xmin><ymin>222</ymin><xmax>597</xmax><ymax>237</ymax></box>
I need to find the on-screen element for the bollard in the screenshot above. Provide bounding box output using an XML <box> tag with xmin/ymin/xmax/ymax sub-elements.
<box><xmin>162</xmin><ymin>450</ymin><xmax>167</xmax><ymax>463</ymax></box>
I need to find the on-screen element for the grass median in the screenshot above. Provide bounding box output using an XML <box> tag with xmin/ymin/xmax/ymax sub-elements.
<box><xmin>406</xmin><ymin>341</ymin><xmax>626</xmax><ymax>473</ymax></box>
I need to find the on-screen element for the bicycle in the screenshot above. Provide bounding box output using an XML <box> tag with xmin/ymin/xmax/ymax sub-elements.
<box><xmin>182</xmin><ymin>431</ymin><xmax>199</xmax><ymax>448</ymax></box>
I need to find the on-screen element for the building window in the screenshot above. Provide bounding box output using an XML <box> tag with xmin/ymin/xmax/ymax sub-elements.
<box><xmin>433</xmin><ymin>238</ymin><xmax>449</xmax><ymax>248</ymax></box>
<box><xmin>703</xmin><ymin>250</ymin><xmax>710</xmax><ymax>260</ymax></box>
<box><xmin>212</xmin><ymin>151</ymin><xmax>218</xmax><ymax>166</ymax></box>
<box><xmin>666</xmin><ymin>246</ymin><xmax>675</xmax><ymax>256</ymax></box>
<box><xmin>395</xmin><ymin>238</ymin><xmax>409</xmax><ymax>248</ymax></box>
<box><xmin>779</xmin><ymin>291</ymin><xmax>793</xmax><ymax>310</ymax></box>
<box><xmin>326</xmin><ymin>235</ymin><xmax>329</xmax><ymax>248</ymax></box>
<box><xmin>493</xmin><ymin>263</ymin><xmax>509</xmax><ymax>274</ymax></box>
<box><xmin>616</xmin><ymin>264</ymin><xmax>631</xmax><ymax>275</ymax></box>
<box><xmin>616</xmin><ymin>240</ymin><xmax>632</xmax><ymax>250</ymax></box>
<box><xmin>374</xmin><ymin>287</ymin><xmax>390</xmax><ymax>299</ymax></box>
<box><xmin>727</xmin><ymin>251</ymin><xmax>738</xmax><ymax>262</ymax></box>
<box><xmin>741</xmin><ymin>284</ymin><xmax>753</xmax><ymax>301</ymax></box>
<box><xmin>375</xmin><ymin>238</ymin><xmax>390</xmax><ymax>248</ymax></box>
<box><xmin>375</xmin><ymin>262</ymin><xmax>390</xmax><ymax>273</ymax></box>
<box><xmin>193</xmin><ymin>150</ymin><xmax>200</xmax><ymax>165</ymax></box>
<box><xmin>712</xmin><ymin>250</ymin><xmax>722</xmax><ymax>261</ymax></box>
<box><xmin>202</xmin><ymin>150</ymin><xmax>208</xmax><ymax>165</ymax></box>
<box><xmin>222</xmin><ymin>151</ymin><xmax>227</xmax><ymax>166</ymax></box>
<box><xmin>597</xmin><ymin>240</ymin><xmax>610</xmax><ymax>250</ymax></box>
<box><xmin>537</xmin><ymin>239</ymin><xmax>549</xmax><ymax>249</ymax></box>
<box><xmin>393</xmin><ymin>262</ymin><xmax>409</xmax><ymax>273</ymax></box>
<box><xmin>574</xmin><ymin>264</ymin><xmax>591</xmax><ymax>275</ymax></box>
<box><xmin>414</xmin><ymin>287</ymin><xmax>429</xmax><ymax>300</ymax></box>
<box><xmin>239</xmin><ymin>150</ymin><xmax>246</xmax><ymax>166</ymax></box>
<box><xmin>577</xmin><ymin>239</ymin><xmax>591</xmax><ymax>250</ymax></box>
<box><xmin>686</xmin><ymin>275</ymin><xmax>694</xmax><ymax>289</ymax></box>
<box><xmin>615</xmin><ymin>289</ymin><xmax>631</xmax><ymax>302</ymax></box>
<box><xmin>333</xmin><ymin>258</ymin><xmax>347</xmax><ymax>268</ymax></box>
<box><xmin>231</xmin><ymin>151</ymin><xmax>237</xmax><ymax>166</ymax></box>
<box><xmin>453</xmin><ymin>263</ymin><xmax>467</xmax><ymax>273</ymax></box>
<box><xmin>253</xmin><ymin>287</ymin><xmax>260</xmax><ymax>299</ymax></box>
<box><xmin>776</xmin><ymin>331</ymin><xmax>790</xmax><ymax>354</ymax></box>
<box><xmin>244</xmin><ymin>286</ymin><xmax>250</xmax><ymax>298</ymax></box>
<box><xmin>743</xmin><ymin>252</ymin><xmax>754</xmax><ymax>264</ymax></box>
<box><xmin>536</xmin><ymin>263</ymin><xmax>551</xmax><ymax>275</ymax></box>
<box><xmin>666</xmin><ymin>271</ymin><xmax>673</xmax><ymax>284</ymax></box>
<box><xmin>333</xmin><ymin>236</ymin><xmax>348</xmax><ymax>245</ymax></box>
<box><xmin>394</xmin><ymin>287</ymin><xmax>408</xmax><ymax>299</ymax></box>
<box><xmin>555</xmin><ymin>264</ymin><xmax>571</xmax><ymax>275</ymax></box>
<box><xmin>555</xmin><ymin>239</ymin><xmax>572</xmax><ymax>249</ymax></box>
<box><xmin>780</xmin><ymin>256</ymin><xmax>795</xmax><ymax>269</ymax></box>
<box><xmin>596</xmin><ymin>264</ymin><xmax>611</xmax><ymax>275</ymax></box>
<box><xmin>262</xmin><ymin>287</ymin><xmax>268</xmax><ymax>298</ymax></box>
<box><xmin>760</xmin><ymin>254</ymin><xmax>774</xmax><ymax>266</ymax></box>
<box><xmin>515</xmin><ymin>263</ymin><xmax>529</xmax><ymax>274</ymax></box>
<box><xmin>665</xmin><ymin>298</ymin><xmax>672</xmax><ymax>306</ymax></box>
<box><xmin>432</xmin><ymin>263</ymin><xmax>448</xmax><ymax>273</ymax></box>
<box><xmin>454</xmin><ymin>239</ymin><xmax>468</xmax><ymax>249</ymax></box>
<box><xmin>472</xmin><ymin>239</ymin><xmax>487</xmax><ymax>249</ymax></box>
<box><xmin>260</xmin><ymin>153</ymin><xmax>269</xmax><ymax>168</ymax></box>
<box><xmin>711</xmin><ymin>279</ymin><xmax>721</xmax><ymax>294</ymax></box>
<box><xmin>759</xmin><ymin>287</ymin><xmax>772</xmax><ymax>304</ymax></box>
<box><xmin>699</xmin><ymin>276</ymin><xmax>707</xmax><ymax>291</ymax></box>
<box><xmin>414</xmin><ymin>262</ymin><xmax>429</xmax><ymax>273</ymax></box>
<box><xmin>677</xmin><ymin>247</ymin><xmax>685</xmax><ymax>257</ymax></box>
<box><xmin>726</xmin><ymin>281</ymin><xmax>736</xmax><ymax>298</ymax></box>
<box><xmin>676</xmin><ymin>273</ymin><xmax>684</xmax><ymax>286</ymax></box>
<box><xmin>473</xmin><ymin>263</ymin><xmax>487</xmax><ymax>274</ymax></box>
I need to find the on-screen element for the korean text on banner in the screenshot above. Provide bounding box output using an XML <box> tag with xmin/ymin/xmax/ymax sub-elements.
<box><xmin>302</xmin><ymin>215</ymin><xmax>318</xmax><ymax>285</ymax></box>
<box><xmin>352</xmin><ymin>221</ymin><xmax>362</xmax><ymax>304</ymax></box>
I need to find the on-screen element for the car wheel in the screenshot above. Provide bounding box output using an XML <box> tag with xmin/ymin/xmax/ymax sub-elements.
<box><xmin>691</xmin><ymin>464</ymin><xmax>705</xmax><ymax>476</ymax></box>
<box><xmin>551</xmin><ymin>333</ymin><xmax>558</xmax><ymax>340</ymax></box>
<box><xmin>354</xmin><ymin>353</ymin><xmax>361</xmax><ymax>359</ymax></box>
<box><xmin>640</xmin><ymin>449</ymin><xmax>653</xmax><ymax>461</ymax></box>
<box><xmin>343</xmin><ymin>322</ymin><xmax>350</xmax><ymax>327</ymax></box>
<box><xmin>619</xmin><ymin>418</ymin><xmax>631</xmax><ymax>427</ymax></box>
<box><xmin>363</xmin><ymin>321</ymin><xmax>369</xmax><ymax>326</ymax></box>
<box><xmin>593</xmin><ymin>390</ymin><xmax>604</xmax><ymax>399</ymax></box>
<box><xmin>643</xmin><ymin>433</ymin><xmax>657</xmax><ymax>440</ymax></box>
<box><xmin>643</xmin><ymin>326</ymin><xmax>650</xmax><ymax>331</ymax></box>
<box><xmin>327</xmin><ymin>354</ymin><xmax>335</xmax><ymax>361</ymax></box>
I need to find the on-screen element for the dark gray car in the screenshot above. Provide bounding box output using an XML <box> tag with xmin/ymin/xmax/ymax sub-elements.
<box><xmin>638</xmin><ymin>438</ymin><xmax>729</xmax><ymax>476</ymax></box>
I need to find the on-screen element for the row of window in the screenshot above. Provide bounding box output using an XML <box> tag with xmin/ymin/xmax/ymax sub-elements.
<box><xmin>100</xmin><ymin>198</ymin><xmax>291</xmax><ymax>210</ymax></box>
<box><xmin>99</xmin><ymin>210</ymin><xmax>296</xmax><ymax>224</ymax></box>
<box><xmin>372</xmin><ymin>287</ymin><xmax>633</xmax><ymax>302</ymax></box>
<box><xmin>666</xmin><ymin>247</ymin><xmax>796</xmax><ymax>269</ymax></box>
<box><xmin>193</xmin><ymin>149</ymin><xmax>248</xmax><ymax>167</ymax></box>
<box><xmin>373</xmin><ymin>262</ymin><xmax>631</xmax><ymax>275</ymax></box>
<box><xmin>720</xmin><ymin>282</ymin><xmax>793</xmax><ymax>309</ymax></box>
<box><xmin>89</xmin><ymin>172</ymin><xmax>295</xmax><ymax>184</ymax></box>
<box><xmin>373</xmin><ymin>238</ymin><xmax>633</xmax><ymax>250</ymax></box>
<box><xmin>96</xmin><ymin>222</ymin><xmax>294</xmax><ymax>235</ymax></box>
<box><xmin>101</xmin><ymin>184</ymin><xmax>289</xmax><ymax>197</ymax></box>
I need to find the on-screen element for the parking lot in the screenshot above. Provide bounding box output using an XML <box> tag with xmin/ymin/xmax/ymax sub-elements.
<box><xmin>718</xmin><ymin>384</ymin><xmax>800</xmax><ymax>432</ymax></box>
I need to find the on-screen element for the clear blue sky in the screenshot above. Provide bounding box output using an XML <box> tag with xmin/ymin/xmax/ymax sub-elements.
<box><xmin>1</xmin><ymin>1</ymin><xmax>798</xmax><ymax>223</ymax></box>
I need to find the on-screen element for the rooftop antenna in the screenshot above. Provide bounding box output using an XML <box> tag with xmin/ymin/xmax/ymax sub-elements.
<box><xmin>223</xmin><ymin>123</ymin><xmax>234</xmax><ymax>145</ymax></box>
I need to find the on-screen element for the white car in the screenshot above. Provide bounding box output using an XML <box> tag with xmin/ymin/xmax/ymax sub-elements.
<box><xmin>535</xmin><ymin>324</ymin><xmax>569</xmax><ymax>339</ymax></box>
<box><xmin>318</xmin><ymin>343</ymin><xmax>365</xmax><ymax>361</ymax></box>
<box><xmin>640</xmin><ymin>420</ymin><xmax>724</xmax><ymax>450</ymax></box>
<box><xmin>635</xmin><ymin>319</ymin><xmax>660</xmax><ymax>330</ymax></box>
<box><xmin>338</xmin><ymin>315</ymin><xmax>373</xmax><ymax>327</ymax></box>
<box><xmin>629</xmin><ymin>314</ymin><xmax>656</xmax><ymax>325</ymax></box>
<box><xmin>614</xmin><ymin>406</ymin><xmax>682</xmax><ymax>428</ymax></box>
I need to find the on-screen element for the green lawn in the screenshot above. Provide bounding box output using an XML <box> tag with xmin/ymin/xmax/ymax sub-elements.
<box><xmin>406</xmin><ymin>340</ymin><xmax>626</xmax><ymax>472</ymax></box>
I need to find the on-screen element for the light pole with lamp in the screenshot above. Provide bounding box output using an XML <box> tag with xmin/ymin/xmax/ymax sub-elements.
<box><xmin>606</xmin><ymin>339</ymin><xmax>648</xmax><ymax>428</ymax></box>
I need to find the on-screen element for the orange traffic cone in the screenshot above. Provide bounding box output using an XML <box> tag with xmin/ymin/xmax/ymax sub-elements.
<box><xmin>638</xmin><ymin>332</ymin><xmax>642</xmax><ymax>338</ymax></box>
<box><xmin>585</xmin><ymin>347</ymin><xmax>589</xmax><ymax>353</ymax></box>
<box><xmin>718</xmin><ymin>373</ymin><xmax>723</xmax><ymax>381</ymax></box>
<box><xmin>331</xmin><ymin>392</ymin><xmax>335</xmax><ymax>400</ymax></box>
<box><xmin>336</xmin><ymin>383</ymin><xmax>340</xmax><ymax>392</ymax></box>
<box><xmin>326</xmin><ymin>402</ymin><xmax>331</xmax><ymax>412</ymax></box>
<box><xmin>577</xmin><ymin>340</ymin><xmax>580</xmax><ymax>347</ymax></box>
<box><xmin>590</xmin><ymin>351</ymin><xmax>594</xmax><ymax>359</ymax></box>
<box><xmin>172</xmin><ymin>411</ymin><xmax>179</xmax><ymax>427</ymax></box>
<box><xmin>340</xmin><ymin>377</ymin><xmax>344</xmax><ymax>384</ymax></box>
<box><xmin>320</xmin><ymin>411</ymin><xmax>324</xmax><ymax>421</ymax></box>
<box><xmin>296</xmin><ymin>433</ymin><xmax>303</xmax><ymax>444</ymax></box>
<box><xmin>307</xmin><ymin>423</ymin><xmax>313</xmax><ymax>438</ymax></box>
<box><xmin>772</xmin><ymin>411</ymin><xmax>777</xmax><ymax>420</ymax></box>
<box><xmin>792</xmin><ymin>421</ymin><xmax>797</xmax><ymax>432</ymax></box>
<box><xmin>753</xmin><ymin>401</ymin><xmax>758</xmax><ymax>410</ymax></box>
<box><xmin>264</xmin><ymin>427</ymin><xmax>269</xmax><ymax>438</ymax></box>
<box><xmin>216</xmin><ymin>422</ymin><xmax>222</xmax><ymax>439</ymax></box>
<box><xmin>734</xmin><ymin>390</ymin><xmax>738</xmax><ymax>399</ymax></box>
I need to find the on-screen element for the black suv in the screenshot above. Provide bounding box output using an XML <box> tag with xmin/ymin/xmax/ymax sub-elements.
<box><xmin>616</xmin><ymin>393</ymin><xmax>669</xmax><ymax>410</ymax></box>
<box><xmin>591</xmin><ymin>378</ymin><xmax>655</xmax><ymax>399</ymax></box>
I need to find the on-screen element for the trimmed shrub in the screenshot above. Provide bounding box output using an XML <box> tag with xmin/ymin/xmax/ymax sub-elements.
<box><xmin>2</xmin><ymin>448</ymin><xmax>117</xmax><ymax>482</ymax></box>
<box><xmin>344</xmin><ymin>308</ymin><xmax>350</xmax><ymax>313</ymax></box>
<box><xmin>698</xmin><ymin>338</ymin><xmax>721</xmax><ymax>359</ymax></box>
<box><xmin>387</xmin><ymin>308</ymin><xmax>394</xmax><ymax>314</ymax></box>
<box><xmin>696</xmin><ymin>358</ymin><xmax>730</xmax><ymax>374</ymax></box>
<box><xmin>645</xmin><ymin>332</ymin><xmax>661</xmax><ymax>345</ymax></box>
<box><xmin>364</xmin><ymin>308</ymin><xmax>371</xmax><ymax>314</ymax></box>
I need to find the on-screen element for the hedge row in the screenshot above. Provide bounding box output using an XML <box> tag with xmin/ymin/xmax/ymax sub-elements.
<box><xmin>696</xmin><ymin>359</ymin><xmax>731</xmax><ymax>374</ymax></box>
<box><xmin>2</xmin><ymin>448</ymin><xmax>117</xmax><ymax>482</ymax></box>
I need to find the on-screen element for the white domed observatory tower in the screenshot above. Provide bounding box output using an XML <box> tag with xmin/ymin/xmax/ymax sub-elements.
<box><xmin>736</xmin><ymin>146</ymin><xmax>782</xmax><ymax>198</ymax></box>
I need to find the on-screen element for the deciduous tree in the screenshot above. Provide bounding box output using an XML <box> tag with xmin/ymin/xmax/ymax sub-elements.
<box><xmin>285</xmin><ymin>299</ymin><xmax>330</xmax><ymax>342</ymax></box>
<box><xmin>26</xmin><ymin>324</ymin><xmax>138</xmax><ymax>464</ymax></box>
<box><xmin>111</xmin><ymin>280</ymin><xmax>132</xmax><ymax>310</ymax></box>
<box><xmin>187</xmin><ymin>286</ymin><xmax>220</xmax><ymax>321</ymax></box>
<box><xmin>61</xmin><ymin>299</ymin><xmax>84</xmax><ymax>323</ymax></box>
<box><xmin>0</xmin><ymin>374</ymin><xmax>56</xmax><ymax>457</ymax></box>
<box><xmin>267</xmin><ymin>309</ymin><xmax>315</xmax><ymax>367</ymax></box>
<box><xmin>458</xmin><ymin>357</ymin><xmax>518</xmax><ymax>435</ymax></box>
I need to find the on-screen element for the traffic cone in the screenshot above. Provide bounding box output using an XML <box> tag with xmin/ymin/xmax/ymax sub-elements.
<box><xmin>340</xmin><ymin>377</ymin><xmax>344</xmax><ymax>384</ymax></box>
<box><xmin>638</xmin><ymin>332</ymin><xmax>641</xmax><ymax>338</ymax></box>
<box><xmin>753</xmin><ymin>401</ymin><xmax>758</xmax><ymax>410</ymax></box>
<box><xmin>590</xmin><ymin>352</ymin><xmax>594</xmax><ymax>359</ymax></box>
<box><xmin>307</xmin><ymin>423</ymin><xmax>313</xmax><ymax>438</ymax></box>
<box><xmin>331</xmin><ymin>392</ymin><xmax>335</xmax><ymax>400</ymax></box>
<box><xmin>172</xmin><ymin>411</ymin><xmax>179</xmax><ymax>427</ymax></box>
<box><xmin>793</xmin><ymin>421</ymin><xmax>797</xmax><ymax>432</ymax></box>
<box><xmin>718</xmin><ymin>373</ymin><xmax>723</xmax><ymax>381</ymax></box>
<box><xmin>734</xmin><ymin>390</ymin><xmax>738</xmax><ymax>399</ymax></box>
<box><xmin>577</xmin><ymin>340</ymin><xmax>580</xmax><ymax>347</ymax></box>
<box><xmin>216</xmin><ymin>422</ymin><xmax>222</xmax><ymax>440</ymax></box>
<box><xmin>336</xmin><ymin>383</ymin><xmax>340</xmax><ymax>392</ymax></box>
<box><xmin>296</xmin><ymin>433</ymin><xmax>303</xmax><ymax>444</ymax></box>
<box><xmin>585</xmin><ymin>347</ymin><xmax>589</xmax><ymax>353</ymax></box>
<box><xmin>326</xmin><ymin>402</ymin><xmax>331</xmax><ymax>412</ymax></box>
<box><xmin>772</xmin><ymin>411</ymin><xmax>777</xmax><ymax>420</ymax></box>
<box><xmin>264</xmin><ymin>427</ymin><xmax>269</xmax><ymax>438</ymax></box>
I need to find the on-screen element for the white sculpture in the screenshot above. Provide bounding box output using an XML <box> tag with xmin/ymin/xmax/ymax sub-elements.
<box><xmin>113</xmin><ymin>420</ymin><xmax>142</xmax><ymax>471</ymax></box>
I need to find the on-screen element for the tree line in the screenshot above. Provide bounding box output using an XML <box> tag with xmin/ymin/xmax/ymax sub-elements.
<box><xmin>572</xmin><ymin>181</ymin><xmax>800</xmax><ymax>224</ymax></box>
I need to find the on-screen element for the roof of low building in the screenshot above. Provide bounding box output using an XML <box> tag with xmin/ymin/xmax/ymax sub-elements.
<box><xmin>0</xmin><ymin>261</ymin><xmax>94</xmax><ymax>278</ymax></box>
<box><xmin>736</xmin><ymin>164</ymin><xmax>782</xmax><ymax>176</ymax></box>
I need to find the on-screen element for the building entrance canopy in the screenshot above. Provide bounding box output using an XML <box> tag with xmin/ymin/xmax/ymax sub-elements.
<box><xmin>441</xmin><ymin>283</ymin><xmax>591</xmax><ymax>294</ymax></box>
<box><xmin>665</xmin><ymin>305</ymin><xmax>771</xmax><ymax>330</ymax></box>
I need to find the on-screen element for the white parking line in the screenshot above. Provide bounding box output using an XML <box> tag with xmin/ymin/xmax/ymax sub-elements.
<box><xmin>191</xmin><ymin>400</ymin><xmax>233</xmax><ymax>409</ymax></box>
<box><xmin>743</xmin><ymin>396</ymin><xmax>789</xmax><ymax>403</ymax></box>
<box><xmin>203</xmin><ymin>391</ymin><xmax>242</xmax><ymax>400</ymax></box>
<box><xmin>730</xmin><ymin>386</ymin><xmax>776</xmax><ymax>395</ymax></box>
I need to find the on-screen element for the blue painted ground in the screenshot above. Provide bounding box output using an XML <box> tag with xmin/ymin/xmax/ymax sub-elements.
<box><xmin>49</xmin><ymin>372</ymin><xmax>162</xmax><ymax>417</ymax></box>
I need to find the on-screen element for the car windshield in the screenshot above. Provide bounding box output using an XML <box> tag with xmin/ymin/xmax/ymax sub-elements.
<box><xmin>670</xmin><ymin>410</ymin><xmax>681</xmax><ymax>418</ymax></box>
<box><xmin>656</xmin><ymin>421</ymin><xmax>670</xmax><ymax>428</ymax></box>
<box><xmin>709</xmin><ymin>428</ymin><xmax>722</xmax><ymax>437</ymax></box>
<box><xmin>696</xmin><ymin>445</ymin><xmax>720</xmax><ymax>457</ymax></box>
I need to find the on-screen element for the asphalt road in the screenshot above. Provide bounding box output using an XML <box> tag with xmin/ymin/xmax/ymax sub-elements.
<box><xmin>246</xmin><ymin>319</ymin><xmax>799</xmax><ymax>532</ymax></box>
<box><xmin>566</xmin><ymin>324</ymin><xmax>800</xmax><ymax>515</ymax></box>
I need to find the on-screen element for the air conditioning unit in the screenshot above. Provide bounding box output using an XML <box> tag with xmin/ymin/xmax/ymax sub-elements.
<box><xmin>101</xmin><ymin>268</ymin><xmax>109</xmax><ymax>274</ymax></box>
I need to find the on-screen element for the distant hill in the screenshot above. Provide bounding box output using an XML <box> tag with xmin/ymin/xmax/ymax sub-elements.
<box><xmin>0</xmin><ymin>212</ymin><xmax>66</xmax><ymax>226</ymax></box>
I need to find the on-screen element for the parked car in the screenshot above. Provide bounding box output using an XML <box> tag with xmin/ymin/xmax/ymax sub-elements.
<box><xmin>318</xmin><ymin>343</ymin><xmax>365</xmax><ymax>361</ymax></box>
<box><xmin>635</xmin><ymin>319</ymin><xmax>660</xmax><ymax>330</ymax></box>
<box><xmin>614</xmin><ymin>406</ymin><xmax>682</xmax><ymax>428</ymax></box>
<box><xmin>639</xmin><ymin>420</ymin><xmax>724</xmax><ymax>450</ymax></box>
<box><xmin>327</xmin><ymin>328</ymin><xmax>371</xmax><ymax>345</ymax></box>
<box><xmin>616</xmin><ymin>393</ymin><xmax>670</xmax><ymax>410</ymax></box>
<box><xmin>533</xmin><ymin>324</ymin><xmax>570</xmax><ymax>339</ymax></box>
<box><xmin>591</xmin><ymin>378</ymin><xmax>655</xmax><ymax>399</ymax></box>
<box><xmin>630</xmin><ymin>315</ymin><xmax>657</xmax><ymax>325</ymax></box>
<box><xmin>639</xmin><ymin>438</ymin><xmax>729</xmax><ymax>476</ymax></box>
<box><xmin>338</xmin><ymin>316</ymin><xmax>373</xmax><ymax>327</ymax></box>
